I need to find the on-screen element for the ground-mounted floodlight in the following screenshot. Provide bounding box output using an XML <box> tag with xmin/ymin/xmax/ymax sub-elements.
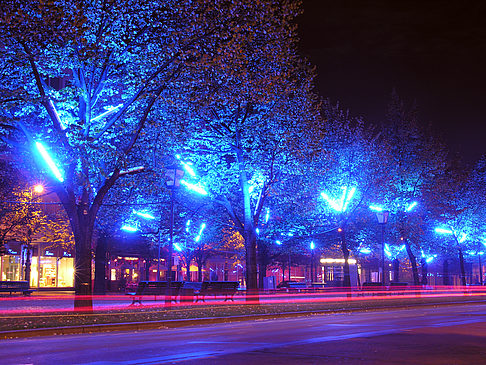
<box><xmin>35</xmin><ymin>142</ymin><xmax>64</xmax><ymax>182</ymax></box>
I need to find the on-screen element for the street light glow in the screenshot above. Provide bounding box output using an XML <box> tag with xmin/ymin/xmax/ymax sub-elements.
<box><xmin>33</xmin><ymin>184</ymin><xmax>44</xmax><ymax>194</ymax></box>
<box><xmin>35</xmin><ymin>142</ymin><xmax>64</xmax><ymax>182</ymax></box>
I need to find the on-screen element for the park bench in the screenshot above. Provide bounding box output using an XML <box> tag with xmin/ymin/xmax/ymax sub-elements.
<box><xmin>180</xmin><ymin>281</ymin><xmax>203</xmax><ymax>303</ymax></box>
<box><xmin>0</xmin><ymin>281</ymin><xmax>34</xmax><ymax>295</ymax></box>
<box><xmin>128</xmin><ymin>281</ymin><xmax>183</xmax><ymax>305</ymax></box>
<box><xmin>196</xmin><ymin>281</ymin><xmax>239</xmax><ymax>302</ymax></box>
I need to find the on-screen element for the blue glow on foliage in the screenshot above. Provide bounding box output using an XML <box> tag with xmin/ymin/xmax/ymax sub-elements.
<box><xmin>180</xmin><ymin>180</ymin><xmax>208</xmax><ymax>195</ymax></box>
<box><xmin>186</xmin><ymin>219</ymin><xmax>191</xmax><ymax>232</ymax></box>
<box><xmin>458</xmin><ymin>232</ymin><xmax>468</xmax><ymax>243</ymax></box>
<box><xmin>35</xmin><ymin>142</ymin><xmax>64</xmax><ymax>182</ymax></box>
<box><xmin>321</xmin><ymin>186</ymin><xmax>356</xmax><ymax>212</ymax></box>
<box><xmin>256</xmin><ymin>228</ymin><xmax>260</xmax><ymax>235</ymax></box>
<box><xmin>435</xmin><ymin>227</ymin><xmax>453</xmax><ymax>235</ymax></box>
<box><xmin>265</xmin><ymin>209</ymin><xmax>270</xmax><ymax>223</ymax></box>
<box><xmin>276</xmin><ymin>240</ymin><xmax>282</xmax><ymax>245</ymax></box>
<box><xmin>359</xmin><ymin>247</ymin><xmax>372</xmax><ymax>254</ymax></box>
<box><xmin>405</xmin><ymin>201</ymin><xmax>418</xmax><ymax>212</ymax></box>
<box><xmin>174</xmin><ymin>243</ymin><xmax>183</xmax><ymax>252</ymax></box>
<box><xmin>310</xmin><ymin>241</ymin><xmax>315</xmax><ymax>250</ymax></box>
<box><xmin>133</xmin><ymin>210</ymin><xmax>155</xmax><ymax>220</ymax></box>
<box><xmin>384</xmin><ymin>244</ymin><xmax>392</xmax><ymax>258</ymax></box>
<box><xmin>121</xmin><ymin>224</ymin><xmax>138</xmax><ymax>232</ymax></box>
<box><xmin>421</xmin><ymin>250</ymin><xmax>437</xmax><ymax>263</ymax></box>
<box><xmin>369</xmin><ymin>205</ymin><xmax>383</xmax><ymax>212</ymax></box>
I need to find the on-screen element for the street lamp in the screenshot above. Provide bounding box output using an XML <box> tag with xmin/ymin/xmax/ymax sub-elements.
<box><xmin>165</xmin><ymin>166</ymin><xmax>184</xmax><ymax>302</ymax></box>
<box><xmin>375</xmin><ymin>211</ymin><xmax>389</xmax><ymax>286</ymax></box>
<box><xmin>310</xmin><ymin>241</ymin><xmax>316</xmax><ymax>283</ymax></box>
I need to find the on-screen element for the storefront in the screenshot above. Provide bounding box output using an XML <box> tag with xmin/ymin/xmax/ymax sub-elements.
<box><xmin>0</xmin><ymin>241</ymin><xmax>74</xmax><ymax>289</ymax></box>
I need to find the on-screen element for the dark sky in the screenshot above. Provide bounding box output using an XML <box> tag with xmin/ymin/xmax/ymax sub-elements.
<box><xmin>298</xmin><ymin>0</ymin><xmax>486</xmax><ymax>163</ymax></box>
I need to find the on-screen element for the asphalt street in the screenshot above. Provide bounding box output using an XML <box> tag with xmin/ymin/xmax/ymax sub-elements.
<box><xmin>2</xmin><ymin>303</ymin><xmax>486</xmax><ymax>364</ymax></box>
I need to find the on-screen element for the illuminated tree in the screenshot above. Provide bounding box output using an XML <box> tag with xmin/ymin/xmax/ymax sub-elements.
<box><xmin>176</xmin><ymin>1</ymin><xmax>319</xmax><ymax>297</ymax></box>
<box><xmin>1</xmin><ymin>0</ymin><xmax>293</xmax><ymax>308</ymax></box>
<box><xmin>377</xmin><ymin>91</ymin><xmax>448</xmax><ymax>285</ymax></box>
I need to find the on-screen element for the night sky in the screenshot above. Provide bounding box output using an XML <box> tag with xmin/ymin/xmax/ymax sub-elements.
<box><xmin>298</xmin><ymin>0</ymin><xmax>486</xmax><ymax>163</ymax></box>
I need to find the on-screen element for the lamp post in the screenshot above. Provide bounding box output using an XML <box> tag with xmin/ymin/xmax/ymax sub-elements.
<box><xmin>376</xmin><ymin>211</ymin><xmax>389</xmax><ymax>286</ymax></box>
<box><xmin>310</xmin><ymin>241</ymin><xmax>315</xmax><ymax>283</ymax></box>
<box><xmin>165</xmin><ymin>166</ymin><xmax>184</xmax><ymax>304</ymax></box>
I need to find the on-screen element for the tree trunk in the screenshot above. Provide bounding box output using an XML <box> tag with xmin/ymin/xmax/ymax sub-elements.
<box><xmin>340</xmin><ymin>230</ymin><xmax>351</xmax><ymax>288</ymax></box>
<box><xmin>144</xmin><ymin>259</ymin><xmax>150</xmax><ymax>281</ymax></box>
<box><xmin>459</xmin><ymin>248</ymin><xmax>466</xmax><ymax>286</ymax></box>
<box><xmin>69</xmin><ymin>203</ymin><xmax>96</xmax><ymax>312</ymax></box>
<box><xmin>197</xmin><ymin>259</ymin><xmax>203</xmax><ymax>282</ymax></box>
<box><xmin>393</xmin><ymin>258</ymin><xmax>399</xmax><ymax>282</ymax></box>
<box><xmin>421</xmin><ymin>258</ymin><xmax>428</xmax><ymax>285</ymax></box>
<box><xmin>443</xmin><ymin>259</ymin><xmax>450</xmax><ymax>286</ymax></box>
<box><xmin>93</xmin><ymin>235</ymin><xmax>107</xmax><ymax>295</ymax></box>
<box><xmin>245</xmin><ymin>232</ymin><xmax>259</xmax><ymax>302</ymax></box>
<box><xmin>185</xmin><ymin>259</ymin><xmax>191</xmax><ymax>281</ymax></box>
<box><xmin>404</xmin><ymin>241</ymin><xmax>420</xmax><ymax>285</ymax></box>
<box><xmin>258</xmin><ymin>241</ymin><xmax>269</xmax><ymax>289</ymax></box>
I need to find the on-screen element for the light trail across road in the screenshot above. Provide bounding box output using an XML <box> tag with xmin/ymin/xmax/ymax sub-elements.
<box><xmin>2</xmin><ymin>303</ymin><xmax>486</xmax><ymax>364</ymax></box>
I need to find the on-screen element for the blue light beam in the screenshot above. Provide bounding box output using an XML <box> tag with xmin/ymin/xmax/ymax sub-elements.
<box><xmin>180</xmin><ymin>180</ymin><xmax>208</xmax><ymax>195</ymax></box>
<box><xmin>133</xmin><ymin>210</ymin><xmax>155</xmax><ymax>220</ymax></box>
<box><xmin>35</xmin><ymin>142</ymin><xmax>64</xmax><ymax>182</ymax></box>
<box><xmin>121</xmin><ymin>225</ymin><xmax>138</xmax><ymax>232</ymax></box>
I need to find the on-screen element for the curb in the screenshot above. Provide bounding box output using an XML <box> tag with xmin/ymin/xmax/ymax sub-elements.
<box><xmin>1</xmin><ymin>299</ymin><xmax>485</xmax><ymax>340</ymax></box>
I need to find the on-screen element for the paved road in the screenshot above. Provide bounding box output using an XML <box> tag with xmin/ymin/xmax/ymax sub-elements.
<box><xmin>3</xmin><ymin>303</ymin><xmax>486</xmax><ymax>364</ymax></box>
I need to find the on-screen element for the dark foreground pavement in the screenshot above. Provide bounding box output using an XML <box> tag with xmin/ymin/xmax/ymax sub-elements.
<box><xmin>2</xmin><ymin>303</ymin><xmax>486</xmax><ymax>364</ymax></box>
